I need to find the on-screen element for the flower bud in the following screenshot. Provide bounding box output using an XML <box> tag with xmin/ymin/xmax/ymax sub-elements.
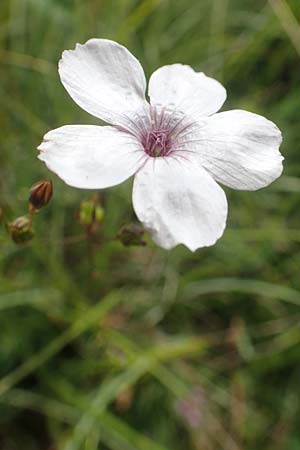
<box><xmin>116</xmin><ymin>223</ymin><xmax>146</xmax><ymax>247</ymax></box>
<box><xmin>29</xmin><ymin>180</ymin><xmax>53</xmax><ymax>212</ymax></box>
<box><xmin>78</xmin><ymin>198</ymin><xmax>104</xmax><ymax>227</ymax></box>
<box><xmin>7</xmin><ymin>216</ymin><xmax>34</xmax><ymax>244</ymax></box>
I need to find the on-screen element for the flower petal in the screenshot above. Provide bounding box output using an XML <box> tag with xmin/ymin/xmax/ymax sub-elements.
<box><xmin>38</xmin><ymin>125</ymin><xmax>147</xmax><ymax>189</ymax></box>
<box><xmin>192</xmin><ymin>110</ymin><xmax>284</xmax><ymax>190</ymax></box>
<box><xmin>148</xmin><ymin>64</ymin><xmax>226</xmax><ymax>118</ymax></box>
<box><xmin>132</xmin><ymin>156</ymin><xmax>228</xmax><ymax>251</ymax></box>
<box><xmin>59</xmin><ymin>39</ymin><xmax>148</xmax><ymax>127</ymax></box>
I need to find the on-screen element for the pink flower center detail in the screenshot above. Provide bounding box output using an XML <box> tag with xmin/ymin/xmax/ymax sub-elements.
<box><xmin>123</xmin><ymin>106</ymin><xmax>196</xmax><ymax>158</ymax></box>
<box><xmin>143</xmin><ymin>129</ymin><xmax>172</xmax><ymax>157</ymax></box>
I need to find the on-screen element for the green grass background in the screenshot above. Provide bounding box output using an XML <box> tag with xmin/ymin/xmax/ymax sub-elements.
<box><xmin>1</xmin><ymin>0</ymin><xmax>300</xmax><ymax>449</ymax></box>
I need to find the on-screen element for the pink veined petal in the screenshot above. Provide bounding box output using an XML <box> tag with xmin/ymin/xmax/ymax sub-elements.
<box><xmin>58</xmin><ymin>39</ymin><xmax>149</xmax><ymax>128</ymax></box>
<box><xmin>148</xmin><ymin>64</ymin><xmax>226</xmax><ymax>119</ymax></box>
<box><xmin>133</xmin><ymin>156</ymin><xmax>228</xmax><ymax>251</ymax></box>
<box><xmin>38</xmin><ymin>125</ymin><xmax>147</xmax><ymax>189</ymax></box>
<box><xmin>190</xmin><ymin>110</ymin><xmax>284</xmax><ymax>190</ymax></box>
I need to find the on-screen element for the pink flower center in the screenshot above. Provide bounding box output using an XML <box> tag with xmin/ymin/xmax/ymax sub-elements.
<box><xmin>123</xmin><ymin>106</ymin><xmax>196</xmax><ymax>158</ymax></box>
<box><xmin>143</xmin><ymin>129</ymin><xmax>172</xmax><ymax>157</ymax></box>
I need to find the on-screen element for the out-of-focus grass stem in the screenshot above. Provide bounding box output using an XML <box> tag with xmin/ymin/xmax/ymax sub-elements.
<box><xmin>0</xmin><ymin>291</ymin><xmax>123</xmax><ymax>397</ymax></box>
<box><xmin>269</xmin><ymin>0</ymin><xmax>300</xmax><ymax>57</ymax></box>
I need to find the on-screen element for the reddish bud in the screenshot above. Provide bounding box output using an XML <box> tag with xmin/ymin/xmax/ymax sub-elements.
<box><xmin>29</xmin><ymin>180</ymin><xmax>53</xmax><ymax>212</ymax></box>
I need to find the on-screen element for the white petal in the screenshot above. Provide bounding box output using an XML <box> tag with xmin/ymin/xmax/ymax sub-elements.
<box><xmin>133</xmin><ymin>156</ymin><xmax>228</xmax><ymax>251</ymax></box>
<box><xmin>192</xmin><ymin>110</ymin><xmax>284</xmax><ymax>190</ymax></box>
<box><xmin>59</xmin><ymin>39</ymin><xmax>148</xmax><ymax>127</ymax></box>
<box><xmin>38</xmin><ymin>125</ymin><xmax>147</xmax><ymax>189</ymax></box>
<box><xmin>148</xmin><ymin>64</ymin><xmax>226</xmax><ymax>118</ymax></box>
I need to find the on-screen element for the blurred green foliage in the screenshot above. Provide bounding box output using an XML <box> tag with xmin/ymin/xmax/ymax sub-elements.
<box><xmin>1</xmin><ymin>0</ymin><xmax>300</xmax><ymax>449</ymax></box>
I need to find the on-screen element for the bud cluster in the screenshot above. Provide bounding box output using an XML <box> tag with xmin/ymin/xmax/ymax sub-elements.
<box><xmin>78</xmin><ymin>197</ymin><xmax>104</xmax><ymax>227</ymax></box>
<box><xmin>3</xmin><ymin>180</ymin><xmax>53</xmax><ymax>245</ymax></box>
<box><xmin>1</xmin><ymin>179</ymin><xmax>148</xmax><ymax>248</ymax></box>
<box><xmin>77</xmin><ymin>195</ymin><xmax>104</xmax><ymax>237</ymax></box>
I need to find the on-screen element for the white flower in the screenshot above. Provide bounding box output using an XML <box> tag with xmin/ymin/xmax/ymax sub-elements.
<box><xmin>38</xmin><ymin>39</ymin><xmax>283</xmax><ymax>251</ymax></box>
